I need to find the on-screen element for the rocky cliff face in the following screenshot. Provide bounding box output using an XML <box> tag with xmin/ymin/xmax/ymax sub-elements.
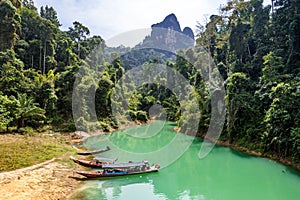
<box><xmin>141</xmin><ymin>13</ymin><xmax>195</xmax><ymax>52</ymax></box>
<box><xmin>182</xmin><ymin>27</ymin><xmax>194</xmax><ymax>39</ymax></box>
<box><xmin>151</xmin><ymin>13</ymin><xmax>182</xmax><ymax>33</ymax></box>
<box><xmin>151</xmin><ymin>13</ymin><xmax>194</xmax><ymax>40</ymax></box>
<box><xmin>119</xmin><ymin>14</ymin><xmax>195</xmax><ymax>70</ymax></box>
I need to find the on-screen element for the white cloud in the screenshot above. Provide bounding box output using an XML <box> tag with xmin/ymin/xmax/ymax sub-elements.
<box><xmin>34</xmin><ymin>0</ymin><xmax>228</xmax><ymax>39</ymax></box>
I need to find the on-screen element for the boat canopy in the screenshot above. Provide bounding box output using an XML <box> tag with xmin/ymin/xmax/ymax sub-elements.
<box><xmin>77</xmin><ymin>146</ymin><xmax>110</xmax><ymax>155</ymax></box>
<box><xmin>93</xmin><ymin>157</ymin><xmax>118</xmax><ymax>162</ymax></box>
<box><xmin>102</xmin><ymin>161</ymin><xmax>149</xmax><ymax>169</ymax></box>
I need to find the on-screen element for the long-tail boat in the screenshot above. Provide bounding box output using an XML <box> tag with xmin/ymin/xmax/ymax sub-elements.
<box><xmin>77</xmin><ymin>146</ymin><xmax>110</xmax><ymax>155</ymax></box>
<box><xmin>70</xmin><ymin>156</ymin><xmax>117</xmax><ymax>168</ymax></box>
<box><xmin>74</xmin><ymin>161</ymin><xmax>160</xmax><ymax>178</ymax></box>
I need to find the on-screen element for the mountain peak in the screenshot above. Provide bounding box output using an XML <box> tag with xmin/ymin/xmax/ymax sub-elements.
<box><xmin>183</xmin><ymin>27</ymin><xmax>194</xmax><ymax>39</ymax></box>
<box><xmin>151</xmin><ymin>13</ymin><xmax>181</xmax><ymax>33</ymax></box>
<box><xmin>151</xmin><ymin>13</ymin><xmax>194</xmax><ymax>40</ymax></box>
<box><xmin>165</xmin><ymin>13</ymin><xmax>177</xmax><ymax>20</ymax></box>
<box><xmin>139</xmin><ymin>13</ymin><xmax>195</xmax><ymax>51</ymax></box>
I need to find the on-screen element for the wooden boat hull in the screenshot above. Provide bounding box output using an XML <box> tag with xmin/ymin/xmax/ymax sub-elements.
<box><xmin>77</xmin><ymin>146</ymin><xmax>110</xmax><ymax>155</ymax></box>
<box><xmin>74</xmin><ymin>168</ymin><xmax>159</xmax><ymax>178</ymax></box>
<box><xmin>70</xmin><ymin>156</ymin><xmax>104</xmax><ymax>168</ymax></box>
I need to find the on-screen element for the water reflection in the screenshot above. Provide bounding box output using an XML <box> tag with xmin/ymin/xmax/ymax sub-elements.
<box><xmin>71</xmin><ymin>175</ymin><xmax>167</xmax><ymax>200</ymax></box>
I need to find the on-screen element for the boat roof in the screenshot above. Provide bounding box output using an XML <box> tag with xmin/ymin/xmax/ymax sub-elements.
<box><xmin>93</xmin><ymin>157</ymin><xmax>118</xmax><ymax>162</ymax></box>
<box><xmin>102</xmin><ymin>161</ymin><xmax>149</xmax><ymax>168</ymax></box>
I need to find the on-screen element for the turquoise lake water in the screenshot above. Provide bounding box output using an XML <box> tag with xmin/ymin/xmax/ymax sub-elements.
<box><xmin>70</xmin><ymin>121</ymin><xmax>300</xmax><ymax>200</ymax></box>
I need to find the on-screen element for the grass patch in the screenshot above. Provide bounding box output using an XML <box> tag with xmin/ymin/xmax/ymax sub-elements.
<box><xmin>0</xmin><ymin>133</ymin><xmax>76</xmax><ymax>172</ymax></box>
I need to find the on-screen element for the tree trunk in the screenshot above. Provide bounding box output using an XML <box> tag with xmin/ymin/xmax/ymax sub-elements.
<box><xmin>39</xmin><ymin>45</ymin><xmax>42</xmax><ymax>72</ymax></box>
<box><xmin>31</xmin><ymin>55</ymin><xmax>34</xmax><ymax>68</ymax></box>
<box><xmin>271</xmin><ymin>0</ymin><xmax>274</xmax><ymax>14</ymax></box>
<box><xmin>21</xmin><ymin>118</ymin><xmax>25</xmax><ymax>128</ymax></box>
<box><xmin>77</xmin><ymin>39</ymin><xmax>81</xmax><ymax>58</ymax></box>
<box><xmin>17</xmin><ymin>115</ymin><xmax>25</xmax><ymax>130</ymax></box>
<box><xmin>43</xmin><ymin>41</ymin><xmax>46</xmax><ymax>74</ymax></box>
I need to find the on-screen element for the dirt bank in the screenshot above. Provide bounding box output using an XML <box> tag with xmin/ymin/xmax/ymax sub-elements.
<box><xmin>0</xmin><ymin>159</ymin><xmax>78</xmax><ymax>200</ymax></box>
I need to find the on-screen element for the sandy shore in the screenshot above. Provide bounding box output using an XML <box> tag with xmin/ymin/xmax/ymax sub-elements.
<box><xmin>0</xmin><ymin>124</ymin><xmax>137</xmax><ymax>200</ymax></box>
<box><xmin>0</xmin><ymin>158</ymin><xmax>79</xmax><ymax>200</ymax></box>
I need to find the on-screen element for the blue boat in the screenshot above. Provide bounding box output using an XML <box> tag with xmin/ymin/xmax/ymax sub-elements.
<box><xmin>74</xmin><ymin>161</ymin><xmax>160</xmax><ymax>178</ymax></box>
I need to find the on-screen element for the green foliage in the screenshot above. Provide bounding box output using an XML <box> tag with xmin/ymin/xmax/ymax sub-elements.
<box><xmin>18</xmin><ymin>5</ymin><xmax>59</xmax><ymax>73</ymax></box>
<box><xmin>194</xmin><ymin>0</ymin><xmax>300</xmax><ymax>163</ymax></box>
<box><xmin>40</xmin><ymin>5</ymin><xmax>60</xmax><ymax>27</ymax></box>
<box><xmin>15</xmin><ymin>93</ymin><xmax>46</xmax><ymax>129</ymax></box>
<box><xmin>226</xmin><ymin>72</ymin><xmax>259</xmax><ymax>143</ymax></box>
<box><xmin>286</xmin><ymin>14</ymin><xmax>300</xmax><ymax>75</ymax></box>
<box><xmin>262</xmin><ymin>52</ymin><xmax>284</xmax><ymax>84</ymax></box>
<box><xmin>0</xmin><ymin>50</ymin><xmax>31</xmax><ymax>96</ymax></box>
<box><xmin>193</xmin><ymin>0</ymin><xmax>300</xmax><ymax>162</ymax></box>
<box><xmin>22</xmin><ymin>0</ymin><xmax>36</xmax><ymax>10</ymax></box>
<box><xmin>32</xmin><ymin>70</ymin><xmax>58</xmax><ymax>118</ymax></box>
<box><xmin>261</xmin><ymin>82</ymin><xmax>300</xmax><ymax>158</ymax></box>
<box><xmin>0</xmin><ymin>93</ymin><xmax>15</xmax><ymax>130</ymax></box>
<box><xmin>0</xmin><ymin>0</ymin><xmax>298</xmax><ymax>167</ymax></box>
<box><xmin>67</xmin><ymin>21</ymin><xmax>90</xmax><ymax>58</ymax></box>
<box><xmin>0</xmin><ymin>0</ymin><xmax>21</xmax><ymax>51</ymax></box>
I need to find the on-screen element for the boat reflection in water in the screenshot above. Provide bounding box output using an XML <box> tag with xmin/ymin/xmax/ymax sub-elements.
<box><xmin>70</xmin><ymin>174</ymin><xmax>165</xmax><ymax>200</ymax></box>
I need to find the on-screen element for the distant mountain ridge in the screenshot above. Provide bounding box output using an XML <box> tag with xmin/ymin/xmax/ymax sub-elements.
<box><xmin>111</xmin><ymin>13</ymin><xmax>195</xmax><ymax>70</ymax></box>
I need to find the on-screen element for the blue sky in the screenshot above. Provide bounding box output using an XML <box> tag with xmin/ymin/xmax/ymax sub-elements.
<box><xmin>34</xmin><ymin>0</ymin><xmax>270</xmax><ymax>40</ymax></box>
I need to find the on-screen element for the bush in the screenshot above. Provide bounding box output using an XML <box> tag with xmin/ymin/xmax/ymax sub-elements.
<box><xmin>50</xmin><ymin>116</ymin><xmax>64</xmax><ymax>126</ymax></box>
<box><xmin>136</xmin><ymin>111</ymin><xmax>148</xmax><ymax>122</ymax></box>
<box><xmin>66</xmin><ymin>119</ymin><xmax>76</xmax><ymax>132</ymax></box>
<box><xmin>99</xmin><ymin>121</ymin><xmax>110</xmax><ymax>132</ymax></box>
<box><xmin>18</xmin><ymin>127</ymin><xmax>35</xmax><ymax>136</ymax></box>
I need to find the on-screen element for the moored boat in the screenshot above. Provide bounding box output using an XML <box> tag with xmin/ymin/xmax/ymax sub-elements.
<box><xmin>102</xmin><ymin>160</ymin><xmax>160</xmax><ymax>171</ymax></box>
<box><xmin>74</xmin><ymin>167</ymin><xmax>159</xmax><ymax>178</ymax></box>
<box><xmin>70</xmin><ymin>156</ymin><xmax>117</xmax><ymax>168</ymax></box>
<box><xmin>74</xmin><ymin>161</ymin><xmax>160</xmax><ymax>178</ymax></box>
<box><xmin>77</xmin><ymin>146</ymin><xmax>110</xmax><ymax>155</ymax></box>
<box><xmin>74</xmin><ymin>169</ymin><xmax>128</xmax><ymax>178</ymax></box>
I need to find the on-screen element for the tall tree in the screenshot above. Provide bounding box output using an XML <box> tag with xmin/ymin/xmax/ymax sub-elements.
<box><xmin>22</xmin><ymin>0</ymin><xmax>36</xmax><ymax>10</ymax></box>
<box><xmin>225</xmin><ymin>72</ymin><xmax>258</xmax><ymax>143</ymax></box>
<box><xmin>0</xmin><ymin>50</ymin><xmax>31</xmax><ymax>96</ymax></box>
<box><xmin>0</xmin><ymin>92</ymin><xmax>16</xmax><ymax>131</ymax></box>
<box><xmin>0</xmin><ymin>0</ymin><xmax>21</xmax><ymax>51</ymax></box>
<box><xmin>286</xmin><ymin>14</ymin><xmax>300</xmax><ymax>75</ymax></box>
<box><xmin>40</xmin><ymin>5</ymin><xmax>60</xmax><ymax>27</ymax></box>
<box><xmin>67</xmin><ymin>21</ymin><xmax>90</xmax><ymax>58</ymax></box>
<box><xmin>39</xmin><ymin>18</ymin><xmax>58</xmax><ymax>74</ymax></box>
<box><xmin>18</xmin><ymin>6</ymin><xmax>59</xmax><ymax>73</ymax></box>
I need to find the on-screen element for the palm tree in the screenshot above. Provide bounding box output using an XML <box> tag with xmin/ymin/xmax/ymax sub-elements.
<box><xmin>16</xmin><ymin>93</ymin><xmax>45</xmax><ymax>129</ymax></box>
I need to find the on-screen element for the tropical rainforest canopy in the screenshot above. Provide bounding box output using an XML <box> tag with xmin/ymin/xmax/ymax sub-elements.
<box><xmin>0</xmin><ymin>0</ymin><xmax>299</xmax><ymax>164</ymax></box>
